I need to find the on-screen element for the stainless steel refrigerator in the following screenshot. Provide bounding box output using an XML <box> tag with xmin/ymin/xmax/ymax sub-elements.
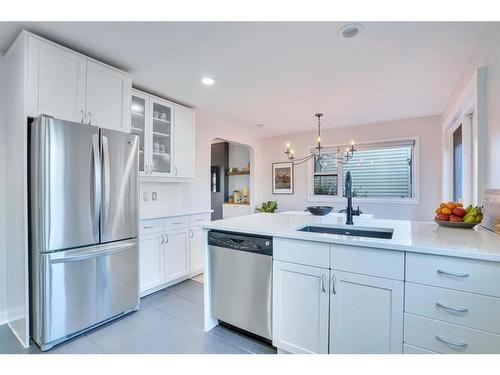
<box><xmin>29</xmin><ymin>115</ymin><xmax>140</xmax><ymax>351</ymax></box>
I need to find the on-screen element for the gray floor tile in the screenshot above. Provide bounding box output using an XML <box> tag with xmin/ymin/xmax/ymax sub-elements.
<box><xmin>86</xmin><ymin>317</ymin><xmax>170</xmax><ymax>354</ymax></box>
<box><xmin>209</xmin><ymin>325</ymin><xmax>276</xmax><ymax>354</ymax></box>
<box><xmin>166</xmin><ymin>279</ymin><xmax>203</xmax><ymax>299</ymax></box>
<box><xmin>151</xmin><ymin>292</ymin><xmax>205</xmax><ymax>329</ymax></box>
<box><xmin>47</xmin><ymin>335</ymin><xmax>104</xmax><ymax>354</ymax></box>
<box><xmin>0</xmin><ymin>325</ymin><xmax>31</xmax><ymax>354</ymax></box>
<box><xmin>181</xmin><ymin>286</ymin><xmax>204</xmax><ymax>305</ymax></box>
<box><xmin>127</xmin><ymin>306</ymin><xmax>247</xmax><ymax>354</ymax></box>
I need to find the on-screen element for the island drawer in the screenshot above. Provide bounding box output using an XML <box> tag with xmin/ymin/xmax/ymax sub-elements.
<box><xmin>274</xmin><ymin>238</ymin><xmax>330</xmax><ymax>268</ymax></box>
<box><xmin>406</xmin><ymin>253</ymin><xmax>500</xmax><ymax>297</ymax></box>
<box><xmin>140</xmin><ymin>219</ymin><xmax>164</xmax><ymax>235</ymax></box>
<box><xmin>403</xmin><ymin>344</ymin><xmax>436</xmax><ymax>354</ymax></box>
<box><xmin>331</xmin><ymin>244</ymin><xmax>404</xmax><ymax>280</ymax></box>
<box><xmin>190</xmin><ymin>213</ymin><xmax>211</xmax><ymax>226</ymax></box>
<box><xmin>404</xmin><ymin>313</ymin><xmax>500</xmax><ymax>354</ymax></box>
<box><xmin>164</xmin><ymin>216</ymin><xmax>190</xmax><ymax>231</ymax></box>
<box><xmin>405</xmin><ymin>282</ymin><xmax>500</xmax><ymax>334</ymax></box>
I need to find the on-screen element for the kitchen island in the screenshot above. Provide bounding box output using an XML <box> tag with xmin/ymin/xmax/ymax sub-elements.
<box><xmin>201</xmin><ymin>213</ymin><xmax>500</xmax><ymax>354</ymax></box>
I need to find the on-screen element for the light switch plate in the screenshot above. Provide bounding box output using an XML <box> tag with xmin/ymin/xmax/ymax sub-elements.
<box><xmin>152</xmin><ymin>192</ymin><xmax>158</xmax><ymax>201</ymax></box>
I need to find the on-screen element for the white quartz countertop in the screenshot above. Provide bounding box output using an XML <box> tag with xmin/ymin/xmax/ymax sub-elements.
<box><xmin>141</xmin><ymin>209</ymin><xmax>213</xmax><ymax>221</ymax></box>
<box><xmin>201</xmin><ymin>213</ymin><xmax>500</xmax><ymax>262</ymax></box>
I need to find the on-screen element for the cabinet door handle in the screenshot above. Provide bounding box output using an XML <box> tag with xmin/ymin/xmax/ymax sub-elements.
<box><xmin>437</xmin><ymin>269</ymin><xmax>469</xmax><ymax>278</ymax></box>
<box><xmin>174</xmin><ymin>166</ymin><xmax>178</xmax><ymax>176</ymax></box>
<box><xmin>160</xmin><ymin>234</ymin><xmax>164</xmax><ymax>244</ymax></box>
<box><xmin>321</xmin><ymin>273</ymin><xmax>327</xmax><ymax>293</ymax></box>
<box><xmin>145</xmin><ymin>164</ymin><xmax>149</xmax><ymax>174</ymax></box>
<box><xmin>436</xmin><ymin>302</ymin><xmax>469</xmax><ymax>313</ymax></box>
<box><xmin>80</xmin><ymin>110</ymin><xmax>86</xmax><ymax>124</ymax></box>
<box><xmin>435</xmin><ymin>335</ymin><xmax>468</xmax><ymax>348</ymax></box>
<box><xmin>190</xmin><ymin>229</ymin><xmax>194</xmax><ymax>238</ymax></box>
<box><xmin>143</xmin><ymin>225</ymin><xmax>154</xmax><ymax>229</ymax></box>
<box><xmin>165</xmin><ymin>233</ymin><xmax>169</xmax><ymax>244</ymax></box>
<box><xmin>331</xmin><ymin>274</ymin><xmax>337</xmax><ymax>294</ymax></box>
<box><xmin>150</xmin><ymin>164</ymin><xmax>153</xmax><ymax>175</ymax></box>
<box><xmin>87</xmin><ymin>111</ymin><xmax>92</xmax><ymax>126</ymax></box>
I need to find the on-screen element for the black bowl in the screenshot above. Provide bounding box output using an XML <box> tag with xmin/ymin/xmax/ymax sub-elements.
<box><xmin>306</xmin><ymin>206</ymin><xmax>334</xmax><ymax>216</ymax></box>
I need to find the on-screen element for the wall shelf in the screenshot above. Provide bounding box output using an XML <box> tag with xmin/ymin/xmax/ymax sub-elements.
<box><xmin>226</xmin><ymin>171</ymin><xmax>250</xmax><ymax>176</ymax></box>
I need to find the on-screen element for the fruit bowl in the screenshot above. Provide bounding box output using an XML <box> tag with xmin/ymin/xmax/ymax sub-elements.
<box><xmin>434</xmin><ymin>220</ymin><xmax>481</xmax><ymax>229</ymax></box>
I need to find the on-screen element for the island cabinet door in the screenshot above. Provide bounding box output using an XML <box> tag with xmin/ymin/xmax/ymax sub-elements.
<box><xmin>273</xmin><ymin>261</ymin><xmax>329</xmax><ymax>354</ymax></box>
<box><xmin>329</xmin><ymin>271</ymin><xmax>404</xmax><ymax>354</ymax></box>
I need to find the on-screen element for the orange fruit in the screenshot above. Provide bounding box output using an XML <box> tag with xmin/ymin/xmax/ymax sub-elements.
<box><xmin>456</xmin><ymin>202</ymin><xmax>463</xmax><ymax>207</ymax></box>
<box><xmin>440</xmin><ymin>202</ymin><xmax>447</xmax><ymax>208</ymax></box>
<box><xmin>441</xmin><ymin>207</ymin><xmax>452</xmax><ymax>215</ymax></box>
<box><xmin>446</xmin><ymin>202</ymin><xmax>457</xmax><ymax>210</ymax></box>
<box><xmin>435</xmin><ymin>208</ymin><xmax>442</xmax><ymax>214</ymax></box>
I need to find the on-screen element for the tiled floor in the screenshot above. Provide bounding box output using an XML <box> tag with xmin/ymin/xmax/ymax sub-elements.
<box><xmin>0</xmin><ymin>278</ymin><xmax>276</xmax><ymax>354</ymax></box>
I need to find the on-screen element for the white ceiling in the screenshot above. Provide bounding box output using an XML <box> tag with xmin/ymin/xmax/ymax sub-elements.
<box><xmin>0</xmin><ymin>22</ymin><xmax>494</xmax><ymax>137</ymax></box>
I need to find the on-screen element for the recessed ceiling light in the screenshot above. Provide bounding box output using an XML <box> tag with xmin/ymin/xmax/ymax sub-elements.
<box><xmin>201</xmin><ymin>76</ymin><xmax>216</xmax><ymax>86</ymax></box>
<box><xmin>338</xmin><ymin>24</ymin><xmax>363</xmax><ymax>39</ymax></box>
<box><xmin>256</xmin><ymin>124</ymin><xmax>264</xmax><ymax>128</ymax></box>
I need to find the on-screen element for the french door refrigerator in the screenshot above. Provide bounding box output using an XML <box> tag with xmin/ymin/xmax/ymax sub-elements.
<box><xmin>30</xmin><ymin>115</ymin><xmax>140</xmax><ymax>351</ymax></box>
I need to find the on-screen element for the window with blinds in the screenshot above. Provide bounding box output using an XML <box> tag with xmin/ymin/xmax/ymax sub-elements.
<box><xmin>311</xmin><ymin>140</ymin><xmax>415</xmax><ymax>199</ymax></box>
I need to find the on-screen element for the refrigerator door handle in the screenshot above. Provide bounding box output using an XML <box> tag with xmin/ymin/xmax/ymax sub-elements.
<box><xmin>49</xmin><ymin>241</ymin><xmax>136</xmax><ymax>263</ymax></box>
<box><xmin>102</xmin><ymin>135</ymin><xmax>111</xmax><ymax>228</ymax></box>
<box><xmin>91</xmin><ymin>134</ymin><xmax>101</xmax><ymax>242</ymax></box>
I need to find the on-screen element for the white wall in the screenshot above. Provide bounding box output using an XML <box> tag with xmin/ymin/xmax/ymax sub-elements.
<box><xmin>228</xmin><ymin>143</ymin><xmax>250</xmax><ymax>196</ymax></box>
<box><xmin>442</xmin><ymin>24</ymin><xmax>500</xmax><ymax>190</ymax></box>
<box><xmin>0</xmin><ymin>54</ymin><xmax>6</xmax><ymax>324</ymax></box>
<box><xmin>261</xmin><ymin>116</ymin><xmax>442</xmax><ymax>220</ymax></box>
<box><xmin>139</xmin><ymin>116</ymin><xmax>263</xmax><ymax>219</ymax></box>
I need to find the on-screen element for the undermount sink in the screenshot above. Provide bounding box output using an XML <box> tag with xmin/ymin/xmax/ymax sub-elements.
<box><xmin>297</xmin><ymin>224</ymin><xmax>394</xmax><ymax>239</ymax></box>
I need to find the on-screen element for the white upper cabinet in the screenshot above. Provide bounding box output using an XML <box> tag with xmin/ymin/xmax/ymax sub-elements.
<box><xmin>174</xmin><ymin>104</ymin><xmax>196</xmax><ymax>178</ymax></box>
<box><xmin>26</xmin><ymin>33</ymin><xmax>131</xmax><ymax>132</ymax></box>
<box><xmin>132</xmin><ymin>89</ymin><xmax>196</xmax><ymax>181</ymax></box>
<box><xmin>27</xmin><ymin>36</ymin><xmax>86</xmax><ymax>122</ymax></box>
<box><xmin>86</xmin><ymin>60</ymin><xmax>131</xmax><ymax>132</ymax></box>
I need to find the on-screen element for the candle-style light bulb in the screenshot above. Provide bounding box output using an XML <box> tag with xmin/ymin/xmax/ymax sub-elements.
<box><xmin>317</xmin><ymin>136</ymin><xmax>321</xmax><ymax>143</ymax></box>
<box><xmin>286</xmin><ymin>143</ymin><xmax>290</xmax><ymax>148</ymax></box>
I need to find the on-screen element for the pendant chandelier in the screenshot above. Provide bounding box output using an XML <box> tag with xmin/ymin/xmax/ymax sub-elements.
<box><xmin>284</xmin><ymin>113</ymin><xmax>356</xmax><ymax>166</ymax></box>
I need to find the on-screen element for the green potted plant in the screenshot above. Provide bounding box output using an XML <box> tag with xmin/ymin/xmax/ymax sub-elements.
<box><xmin>256</xmin><ymin>201</ymin><xmax>278</xmax><ymax>213</ymax></box>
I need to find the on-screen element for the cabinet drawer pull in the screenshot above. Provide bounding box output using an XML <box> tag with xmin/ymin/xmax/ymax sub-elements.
<box><xmin>436</xmin><ymin>302</ymin><xmax>469</xmax><ymax>313</ymax></box>
<box><xmin>197</xmin><ymin>218</ymin><xmax>204</xmax><ymax>221</ymax></box>
<box><xmin>435</xmin><ymin>335</ymin><xmax>468</xmax><ymax>348</ymax></box>
<box><xmin>143</xmin><ymin>225</ymin><xmax>154</xmax><ymax>229</ymax></box>
<box><xmin>437</xmin><ymin>269</ymin><xmax>470</xmax><ymax>278</ymax></box>
<box><xmin>321</xmin><ymin>273</ymin><xmax>327</xmax><ymax>293</ymax></box>
<box><xmin>172</xmin><ymin>221</ymin><xmax>182</xmax><ymax>225</ymax></box>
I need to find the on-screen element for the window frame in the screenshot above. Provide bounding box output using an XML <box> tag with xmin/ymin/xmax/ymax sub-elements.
<box><xmin>307</xmin><ymin>136</ymin><xmax>420</xmax><ymax>205</ymax></box>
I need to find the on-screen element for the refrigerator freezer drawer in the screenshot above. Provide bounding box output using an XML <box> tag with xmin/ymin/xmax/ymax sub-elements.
<box><xmin>33</xmin><ymin>239</ymin><xmax>139</xmax><ymax>350</ymax></box>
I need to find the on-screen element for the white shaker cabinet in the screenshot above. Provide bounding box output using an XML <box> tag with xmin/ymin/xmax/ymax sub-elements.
<box><xmin>329</xmin><ymin>271</ymin><xmax>404</xmax><ymax>354</ymax></box>
<box><xmin>139</xmin><ymin>232</ymin><xmax>165</xmax><ymax>295</ymax></box>
<box><xmin>189</xmin><ymin>226</ymin><xmax>204</xmax><ymax>275</ymax></box>
<box><xmin>173</xmin><ymin>104</ymin><xmax>196</xmax><ymax>178</ymax></box>
<box><xmin>26</xmin><ymin>33</ymin><xmax>131</xmax><ymax>132</ymax></box>
<box><xmin>164</xmin><ymin>229</ymin><xmax>190</xmax><ymax>283</ymax></box>
<box><xmin>27</xmin><ymin>36</ymin><xmax>87</xmax><ymax>123</ymax></box>
<box><xmin>273</xmin><ymin>261</ymin><xmax>330</xmax><ymax>354</ymax></box>
<box><xmin>222</xmin><ymin>204</ymin><xmax>251</xmax><ymax>219</ymax></box>
<box><xmin>85</xmin><ymin>60</ymin><xmax>131</xmax><ymax>132</ymax></box>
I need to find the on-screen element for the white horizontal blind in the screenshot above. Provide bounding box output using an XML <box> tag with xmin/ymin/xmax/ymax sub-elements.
<box><xmin>342</xmin><ymin>146</ymin><xmax>413</xmax><ymax>198</ymax></box>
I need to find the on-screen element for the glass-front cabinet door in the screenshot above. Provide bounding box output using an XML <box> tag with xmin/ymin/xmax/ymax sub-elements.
<box><xmin>149</xmin><ymin>98</ymin><xmax>174</xmax><ymax>176</ymax></box>
<box><xmin>130</xmin><ymin>91</ymin><xmax>148</xmax><ymax>175</ymax></box>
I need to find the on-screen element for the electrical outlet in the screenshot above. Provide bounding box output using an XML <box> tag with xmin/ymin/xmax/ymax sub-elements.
<box><xmin>152</xmin><ymin>192</ymin><xmax>158</xmax><ymax>201</ymax></box>
<box><xmin>143</xmin><ymin>191</ymin><xmax>149</xmax><ymax>201</ymax></box>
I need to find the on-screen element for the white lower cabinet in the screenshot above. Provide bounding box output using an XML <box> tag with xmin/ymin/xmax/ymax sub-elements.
<box><xmin>189</xmin><ymin>226</ymin><xmax>204</xmax><ymax>275</ymax></box>
<box><xmin>329</xmin><ymin>271</ymin><xmax>404</xmax><ymax>354</ymax></box>
<box><xmin>164</xmin><ymin>229</ymin><xmax>190</xmax><ymax>282</ymax></box>
<box><xmin>139</xmin><ymin>232</ymin><xmax>165</xmax><ymax>295</ymax></box>
<box><xmin>222</xmin><ymin>204</ymin><xmax>251</xmax><ymax>219</ymax></box>
<box><xmin>139</xmin><ymin>213</ymin><xmax>209</xmax><ymax>296</ymax></box>
<box><xmin>273</xmin><ymin>261</ymin><xmax>330</xmax><ymax>354</ymax></box>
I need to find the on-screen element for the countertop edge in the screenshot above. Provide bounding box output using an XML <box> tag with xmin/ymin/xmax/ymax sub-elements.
<box><xmin>141</xmin><ymin>209</ymin><xmax>213</xmax><ymax>221</ymax></box>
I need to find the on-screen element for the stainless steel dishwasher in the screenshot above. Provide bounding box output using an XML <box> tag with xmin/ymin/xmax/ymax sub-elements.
<box><xmin>208</xmin><ymin>230</ymin><xmax>273</xmax><ymax>341</ymax></box>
